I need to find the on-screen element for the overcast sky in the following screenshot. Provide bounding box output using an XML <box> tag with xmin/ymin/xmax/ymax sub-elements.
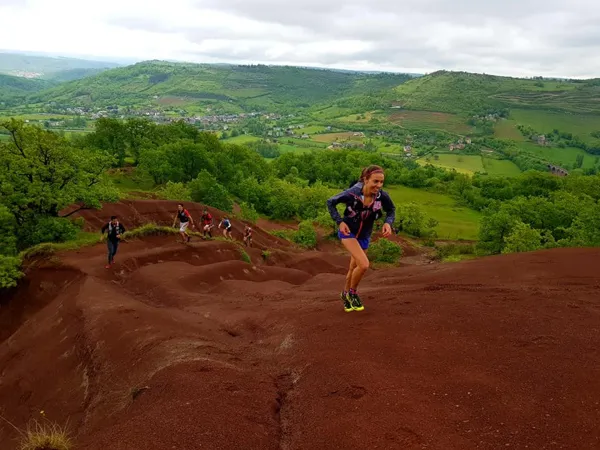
<box><xmin>0</xmin><ymin>0</ymin><xmax>598</xmax><ymax>78</ymax></box>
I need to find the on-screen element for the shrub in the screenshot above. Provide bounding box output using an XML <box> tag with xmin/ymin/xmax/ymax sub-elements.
<box><xmin>18</xmin><ymin>217</ymin><xmax>78</xmax><ymax>249</ymax></box>
<box><xmin>157</xmin><ymin>181</ymin><xmax>191</xmax><ymax>201</ymax></box>
<box><xmin>189</xmin><ymin>170</ymin><xmax>233</xmax><ymax>212</ymax></box>
<box><xmin>434</xmin><ymin>243</ymin><xmax>476</xmax><ymax>261</ymax></box>
<box><xmin>368</xmin><ymin>239</ymin><xmax>403</xmax><ymax>264</ymax></box>
<box><xmin>0</xmin><ymin>255</ymin><xmax>23</xmax><ymax>289</ymax></box>
<box><xmin>0</xmin><ymin>206</ymin><xmax>17</xmax><ymax>256</ymax></box>
<box><xmin>239</xmin><ymin>202</ymin><xmax>259</xmax><ymax>224</ymax></box>
<box><xmin>502</xmin><ymin>221</ymin><xmax>543</xmax><ymax>254</ymax></box>
<box><xmin>239</xmin><ymin>249</ymin><xmax>251</xmax><ymax>264</ymax></box>
<box><xmin>292</xmin><ymin>220</ymin><xmax>317</xmax><ymax>249</ymax></box>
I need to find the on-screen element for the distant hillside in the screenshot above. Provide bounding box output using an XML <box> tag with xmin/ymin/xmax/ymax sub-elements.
<box><xmin>27</xmin><ymin>60</ymin><xmax>414</xmax><ymax>112</ymax></box>
<box><xmin>0</xmin><ymin>73</ymin><xmax>56</xmax><ymax>100</ymax></box>
<box><xmin>392</xmin><ymin>71</ymin><xmax>600</xmax><ymax>115</ymax></box>
<box><xmin>0</xmin><ymin>51</ymin><xmax>120</xmax><ymax>79</ymax></box>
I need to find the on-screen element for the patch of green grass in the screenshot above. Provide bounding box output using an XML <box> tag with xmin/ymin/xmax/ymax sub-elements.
<box><xmin>19</xmin><ymin>231</ymin><xmax>100</xmax><ymax>260</ymax></box>
<box><xmin>107</xmin><ymin>168</ymin><xmax>155</xmax><ymax>193</ymax></box>
<box><xmin>386</xmin><ymin>185</ymin><xmax>482</xmax><ymax>240</ymax></box>
<box><xmin>297</xmin><ymin>125</ymin><xmax>328</xmax><ymax>134</ymax></box>
<box><xmin>517</xmin><ymin>142</ymin><xmax>595</xmax><ymax>168</ymax></box>
<box><xmin>417</xmin><ymin>154</ymin><xmax>484</xmax><ymax>174</ymax></box>
<box><xmin>239</xmin><ymin>249</ymin><xmax>251</xmax><ymax>263</ymax></box>
<box><xmin>223</xmin><ymin>134</ymin><xmax>262</xmax><ymax>144</ymax></box>
<box><xmin>481</xmin><ymin>157</ymin><xmax>522</xmax><ymax>176</ymax></box>
<box><xmin>388</xmin><ymin>110</ymin><xmax>473</xmax><ymax>133</ymax></box>
<box><xmin>510</xmin><ymin>109</ymin><xmax>600</xmax><ymax>143</ymax></box>
<box><xmin>494</xmin><ymin>119</ymin><xmax>525</xmax><ymax>141</ymax></box>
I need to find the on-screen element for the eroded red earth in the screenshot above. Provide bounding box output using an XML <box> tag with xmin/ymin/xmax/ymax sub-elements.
<box><xmin>1</xmin><ymin>200</ymin><xmax>599</xmax><ymax>449</ymax></box>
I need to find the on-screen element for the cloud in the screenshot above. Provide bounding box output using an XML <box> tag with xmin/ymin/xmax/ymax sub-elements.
<box><xmin>0</xmin><ymin>0</ymin><xmax>599</xmax><ymax>78</ymax></box>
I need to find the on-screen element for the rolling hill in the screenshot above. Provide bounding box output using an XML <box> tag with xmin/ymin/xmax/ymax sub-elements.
<box><xmin>391</xmin><ymin>70</ymin><xmax>600</xmax><ymax>115</ymax></box>
<box><xmin>0</xmin><ymin>73</ymin><xmax>56</xmax><ymax>99</ymax></box>
<box><xmin>0</xmin><ymin>51</ymin><xmax>121</xmax><ymax>79</ymax></box>
<box><xmin>26</xmin><ymin>60</ymin><xmax>414</xmax><ymax>112</ymax></box>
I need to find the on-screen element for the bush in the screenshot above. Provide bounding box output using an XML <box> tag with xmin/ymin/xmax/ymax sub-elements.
<box><xmin>292</xmin><ymin>220</ymin><xmax>318</xmax><ymax>249</ymax></box>
<box><xmin>239</xmin><ymin>249</ymin><xmax>251</xmax><ymax>264</ymax></box>
<box><xmin>502</xmin><ymin>221</ymin><xmax>543</xmax><ymax>254</ymax></box>
<box><xmin>18</xmin><ymin>217</ymin><xmax>79</xmax><ymax>249</ymax></box>
<box><xmin>158</xmin><ymin>181</ymin><xmax>191</xmax><ymax>201</ymax></box>
<box><xmin>368</xmin><ymin>238</ymin><xmax>403</xmax><ymax>264</ymax></box>
<box><xmin>434</xmin><ymin>243</ymin><xmax>476</xmax><ymax>261</ymax></box>
<box><xmin>239</xmin><ymin>202</ymin><xmax>259</xmax><ymax>224</ymax></box>
<box><xmin>0</xmin><ymin>255</ymin><xmax>23</xmax><ymax>288</ymax></box>
<box><xmin>0</xmin><ymin>206</ymin><xmax>17</xmax><ymax>256</ymax></box>
<box><xmin>189</xmin><ymin>170</ymin><xmax>233</xmax><ymax>212</ymax></box>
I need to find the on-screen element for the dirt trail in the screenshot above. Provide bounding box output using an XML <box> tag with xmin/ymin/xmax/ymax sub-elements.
<box><xmin>1</xmin><ymin>204</ymin><xmax>599</xmax><ymax>449</ymax></box>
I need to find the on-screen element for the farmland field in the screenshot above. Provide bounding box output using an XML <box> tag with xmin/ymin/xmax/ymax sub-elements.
<box><xmin>482</xmin><ymin>158</ymin><xmax>522</xmax><ymax>176</ymax></box>
<box><xmin>517</xmin><ymin>142</ymin><xmax>596</xmax><ymax>168</ymax></box>
<box><xmin>335</xmin><ymin>111</ymin><xmax>378</xmax><ymax>123</ymax></box>
<box><xmin>417</xmin><ymin>154</ymin><xmax>485</xmax><ymax>174</ymax></box>
<box><xmin>388</xmin><ymin>110</ymin><xmax>473</xmax><ymax>133</ymax></box>
<box><xmin>223</xmin><ymin>134</ymin><xmax>262</xmax><ymax>144</ymax></box>
<box><xmin>494</xmin><ymin>119</ymin><xmax>525</xmax><ymax>141</ymax></box>
<box><xmin>510</xmin><ymin>109</ymin><xmax>600</xmax><ymax>143</ymax></box>
<box><xmin>312</xmin><ymin>132</ymin><xmax>364</xmax><ymax>143</ymax></box>
<box><xmin>386</xmin><ymin>185</ymin><xmax>481</xmax><ymax>240</ymax></box>
<box><xmin>297</xmin><ymin>125</ymin><xmax>328</xmax><ymax>134</ymax></box>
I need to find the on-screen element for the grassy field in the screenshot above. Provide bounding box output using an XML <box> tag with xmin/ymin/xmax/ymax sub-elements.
<box><xmin>386</xmin><ymin>185</ymin><xmax>481</xmax><ymax>240</ymax></box>
<box><xmin>388</xmin><ymin>110</ymin><xmax>473</xmax><ymax>134</ymax></box>
<box><xmin>335</xmin><ymin>111</ymin><xmax>378</xmax><ymax>123</ymax></box>
<box><xmin>417</xmin><ymin>154</ymin><xmax>484</xmax><ymax>174</ymax></box>
<box><xmin>510</xmin><ymin>109</ymin><xmax>600</xmax><ymax>143</ymax></box>
<box><xmin>223</xmin><ymin>134</ymin><xmax>262</xmax><ymax>145</ymax></box>
<box><xmin>482</xmin><ymin>157</ymin><xmax>522</xmax><ymax>176</ymax></box>
<box><xmin>494</xmin><ymin>119</ymin><xmax>525</xmax><ymax>141</ymax></box>
<box><xmin>312</xmin><ymin>132</ymin><xmax>364</xmax><ymax>143</ymax></box>
<box><xmin>297</xmin><ymin>125</ymin><xmax>328</xmax><ymax>134</ymax></box>
<box><xmin>517</xmin><ymin>142</ymin><xmax>596</xmax><ymax>168</ymax></box>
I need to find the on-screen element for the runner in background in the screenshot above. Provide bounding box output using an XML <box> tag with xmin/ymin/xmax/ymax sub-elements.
<box><xmin>101</xmin><ymin>215</ymin><xmax>126</xmax><ymax>269</ymax></box>
<box><xmin>201</xmin><ymin>208</ymin><xmax>214</xmax><ymax>238</ymax></box>
<box><xmin>218</xmin><ymin>216</ymin><xmax>233</xmax><ymax>239</ymax></box>
<box><xmin>243</xmin><ymin>224</ymin><xmax>253</xmax><ymax>247</ymax></box>
<box><xmin>172</xmin><ymin>203</ymin><xmax>195</xmax><ymax>243</ymax></box>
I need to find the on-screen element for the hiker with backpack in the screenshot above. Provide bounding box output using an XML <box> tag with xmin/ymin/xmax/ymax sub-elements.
<box><xmin>101</xmin><ymin>215</ymin><xmax>126</xmax><ymax>269</ymax></box>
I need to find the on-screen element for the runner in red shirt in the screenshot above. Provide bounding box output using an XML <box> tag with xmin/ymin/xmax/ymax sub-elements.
<box><xmin>201</xmin><ymin>208</ymin><xmax>214</xmax><ymax>238</ymax></box>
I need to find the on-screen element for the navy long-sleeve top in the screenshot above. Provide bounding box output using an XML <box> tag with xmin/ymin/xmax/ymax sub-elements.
<box><xmin>326</xmin><ymin>182</ymin><xmax>396</xmax><ymax>240</ymax></box>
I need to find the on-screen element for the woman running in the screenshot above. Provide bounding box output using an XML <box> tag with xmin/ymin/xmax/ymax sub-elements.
<box><xmin>326</xmin><ymin>165</ymin><xmax>396</xmax><ymax>312</ymax></box>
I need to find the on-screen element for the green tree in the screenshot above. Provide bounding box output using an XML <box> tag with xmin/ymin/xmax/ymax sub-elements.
<box><xmin>86</xmin><ymin>117</ymin><xmax>127</xmax><ymax>166</ymax></box>
<box><xmin>189</xmin><ymin>170</ymin><xmax>233</xmax><ymax>212</ymax></box>
<box><xmin>124</xmin><ymin>118</ymin><xmax>157</xmax><ymax>165</ymax></box>
<box><xmin>502</xmin><ymin>221</ymin><xmax>543</xmax><ymax>253</ymax></box>
<box><xmin>0</xmin><ymin>119</ymin><xmax>117</xmax><ymax>226</ymax></box>
<box><xmin>0</xmin><ymin>206</ymin><xmax>17</xmax><ymax>256</ymax></box>
<box><xmin>157</xmin><ymin>181</ymin><xmax>191</xmax><ymax>201</ymax></box>
<box><xmin>0</xmin><ymin>255</ymin><xmax>23</xmax><ymax>289</ymax></box>
<box><xmin>292</xmin><ymin>220</ymin><xmax>317</xmax><ymax>248</ymax></box>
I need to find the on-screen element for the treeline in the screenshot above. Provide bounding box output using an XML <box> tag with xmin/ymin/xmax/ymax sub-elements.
<box><xmin>3</xmin><ymin>118</ymin><xmax>600</xmax><ymax>288</ymax></box>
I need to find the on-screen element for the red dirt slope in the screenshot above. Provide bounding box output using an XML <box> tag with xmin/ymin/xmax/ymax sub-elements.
<box><xmin>62</xmin><ymin>199</ymin><xmax>291</xmax><ymax>250</ymax></box>
<box><xmin>1</xmin><ymin>240</ymin><xmax>599</xmax><ymax>449</ymax></box>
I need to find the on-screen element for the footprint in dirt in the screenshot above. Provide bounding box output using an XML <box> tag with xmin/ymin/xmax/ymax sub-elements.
<box><xmin>326</xmin><ymin>385</ymin><xmax>367</xmax><ymax>400</ymax></box>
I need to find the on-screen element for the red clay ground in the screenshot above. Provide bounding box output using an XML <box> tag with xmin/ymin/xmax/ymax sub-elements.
<box><xmin>1</xmin><ymin>204</ymin><xmax>599</xmax><ymax>449</ymax></box>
